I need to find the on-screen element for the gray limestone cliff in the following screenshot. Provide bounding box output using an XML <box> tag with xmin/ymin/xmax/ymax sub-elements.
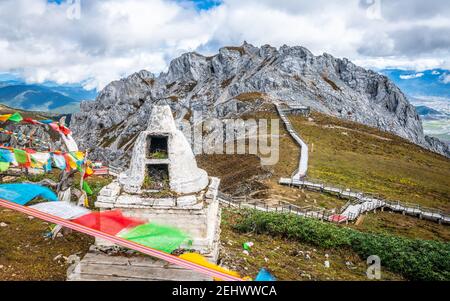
<box><xmin>71</xmin><ymin>42</ymin><xmax>450</xmax><ymax>166</ymax></box>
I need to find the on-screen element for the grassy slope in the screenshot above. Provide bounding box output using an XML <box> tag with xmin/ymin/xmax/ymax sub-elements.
<box><xmin>0</xmin><ymin>208</ymin><xmax>93</xmax><ymax>280</ymax></box>
<box><xmin>0</xmin><ymin>174</ymin><xmax>111</xmax><ymax>280</ymax></box>
<box><xmin>220</xmin><ymin>209</ymin><xmax>403</xmax><ymax>280</ymax></box>
<box><xmin>347</xmin><ymin>212</ymin><xmax>450</xmax><ymax>242</ymax></box>
<box><xmin>290</xmin><ymin>112</ymin><xmax>450</xmax><ymax>211</ymax></box>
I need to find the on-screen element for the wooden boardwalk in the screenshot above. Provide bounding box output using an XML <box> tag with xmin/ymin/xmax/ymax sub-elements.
<box><xmin>279</xmin><ymin>178</ymin><xmax>450</xmax><ymax>225</ymax></box>
<box><xmin>275</xmin><ymin>104</ymin><xmax>308</xmax><ymax>179</ymax></box>
<box><xmin>217</xmin><ymin>192</ymin><xmax>345</xmax><ymax>223</ymax></box>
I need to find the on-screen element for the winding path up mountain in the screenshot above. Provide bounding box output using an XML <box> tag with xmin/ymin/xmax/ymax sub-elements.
<box><xmin>275</xmin><ymin>103</ymin><xmax>308</xmax><ymax>179</ymax></box>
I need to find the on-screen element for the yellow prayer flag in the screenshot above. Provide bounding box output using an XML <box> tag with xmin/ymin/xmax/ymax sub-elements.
<box><xmin>85</xmin><ymin>166</ymin><xmax>94</xmax><ymax>176</ymax></box>
<box><xmin>0</xmin><ymin>114</ymin><xmax>12</xmax><ymax>122</ymax></box>
<box><xmin>179</xmin><ymin>253</ymin><xmax>240</xmax><ymax>281</ymax></box>
<box><xmin>74</xmin><ymin>151</ymin><xmax>85</xmax><ymax>160</ymax></box>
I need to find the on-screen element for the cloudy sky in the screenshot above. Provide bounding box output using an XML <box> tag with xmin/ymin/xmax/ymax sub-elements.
<box><xmin>0</xmin><ymin>0</ymin><xmax>449</xmax><ymax>90</ymax></box>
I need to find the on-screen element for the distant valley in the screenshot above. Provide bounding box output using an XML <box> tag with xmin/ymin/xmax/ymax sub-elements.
<box><xmin>0</xmin><ymin>80</ymin><xmax>97</xmax><ymax>114</ymax></box>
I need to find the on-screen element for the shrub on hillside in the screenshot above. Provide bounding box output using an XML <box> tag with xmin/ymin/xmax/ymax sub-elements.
<box><xmin>233</xmin><ymin>210</ymin><xmax>450</xmax><ymax>281</ymax></box>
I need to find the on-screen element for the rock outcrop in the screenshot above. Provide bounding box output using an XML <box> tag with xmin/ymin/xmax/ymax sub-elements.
<box><xmin>71</xmin><ymin>42</ymin><xmax>450</xmax><ymax>166</ymax></box>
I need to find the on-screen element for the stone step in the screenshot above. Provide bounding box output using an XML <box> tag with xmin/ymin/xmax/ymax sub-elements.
<box><xmin>67</xmin><ymin>251</ymin><xmax>213</xmax><ymax>281</ymax></box>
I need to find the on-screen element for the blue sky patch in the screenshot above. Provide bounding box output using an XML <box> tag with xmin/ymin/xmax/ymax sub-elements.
<box><xmin>381</xmin><ymin>69</ymin><xmax>450</xmax><ymax>99</ymax></box>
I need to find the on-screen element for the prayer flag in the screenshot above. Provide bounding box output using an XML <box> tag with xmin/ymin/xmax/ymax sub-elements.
<box><xmin>13</xmin><ymin>149</ymin><xmax>30</xmax><ymax>167</ymax></box>
<box><xmin>72</xmin><ymin>210</ymin><xmax>145</xmax><ymax>236</ymax></box>
<box><xmin>53</xmin><ymin>153</ymin><xmax>66</xmax><ymax>170</ymax></box>
<box><xmin>0</xmin><ymin>114</ymin><xmax>12</xmax><ymax>122</ymax></box>
<box><xmin>82</xmin><ymin>181</ymin><xmax>93</xmax><ymax>195</ymax></box>
<box><xmin>8</xmin><ymin>112</ymin><xmax>23</xmax><ymax>123</ymax></box>
<box><xmin>120</xmin><ymin>223</ymin><xmax>191</xmax><ymax>254</ymax></box>
<box><xmin>0</xmin><ymin>184</ymin><xmax>58</xmax><ymax>205</ymax></box>
<box><xmin>0</xmin><ymin>162</ymin><xmax>9</xmax><ymax>172</ymax></box>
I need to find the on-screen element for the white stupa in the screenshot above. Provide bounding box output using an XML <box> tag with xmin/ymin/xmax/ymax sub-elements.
<box><xmin>68</xmin><ymin>105</ymin><xmax>221</xmax><ymax>281</ymax></box>
<box><xmin>119</xmin><ymin>105</ymin><xmax>209</xmax><ymax>195</ymax></box>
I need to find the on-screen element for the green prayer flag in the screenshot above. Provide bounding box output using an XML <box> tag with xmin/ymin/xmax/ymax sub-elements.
<box><xmin>0</xmin><ymin>162</ymin><xmax>10</xmax><ymax>172</ymax></box>
<box><xmin>82</xmin><ymin>181</ymin><xmax>93</xmax><ymax>195</ymax></box>
<box><xmin>119</xmin><ymin>223</ymin><xmax>190</xmax><ymax>254</ymax></box>
<box><xmin>13</xmin><ymin>149</ymin><xmax>29</xmax><ymax>165</ymax></box>
<box><xmin>8</xmin><ymin>112</ymin><xmax>23</xmax><ymax>123</ymax></box>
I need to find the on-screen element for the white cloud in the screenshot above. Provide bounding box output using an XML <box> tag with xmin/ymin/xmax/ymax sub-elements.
<box><xmin>440</xmin><ymin>73</ymin><xmax>450</xmax><ymax>84</ymax></box>
<box><xmin>410</xmin><ymin>96</ymin><xmax>450</xmax><ymax>114</ymax></box>
<box><xmin>400</xmin><ymin>72</ymin><xmax>425</xmax><ymax>80</ymax></box>
<box><xmin>0</xmin><ymin>0</ymin><xmax>449</xmax><ymax>90</ymax></box>
<box><xmin>432</xmin><ymin>70</ymin><xmax>441</xmax><ymax>75</ymax></box>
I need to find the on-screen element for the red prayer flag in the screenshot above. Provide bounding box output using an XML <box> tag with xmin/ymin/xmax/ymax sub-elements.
<box><xmin>23</xmin><ymin>118</ymin><xmax>40</xmax><ymax>125</ymax></box>
<box><xmin>60</xmin><ymin>125</ymin><xmax>72</xmax><ymax>136</ymax></box>
<box><xmin>25</xmin><ymin>148</ymin><xmax>37</xmax><ymax>154</ymax></box>
<box><xmin>72</xmin><ymin>210</ymin><xmax>145</xmax><ymax>236</ymax></box>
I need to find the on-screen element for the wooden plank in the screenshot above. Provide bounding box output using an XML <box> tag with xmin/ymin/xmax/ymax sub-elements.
<box><xmin>69</xmin><ymin>274</ymin><xmax>153</xmax><ymax>281</ymax></box>
<box><xmin>74</xmin><ymin>262</ymin><xmax>212</xmax><ymax>281</ymax></box>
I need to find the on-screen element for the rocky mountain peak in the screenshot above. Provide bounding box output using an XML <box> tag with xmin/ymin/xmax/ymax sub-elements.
<box><xmin>71</xmin><ymin>42</ymin><xmax>450</xmax><ymax>166</ymax></box>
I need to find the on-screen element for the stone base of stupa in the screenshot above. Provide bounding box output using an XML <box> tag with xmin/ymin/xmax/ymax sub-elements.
<box><xmin>67</xmin><ymin>177</ymin><xmax>221</xmax><ymax>281</ymax></box>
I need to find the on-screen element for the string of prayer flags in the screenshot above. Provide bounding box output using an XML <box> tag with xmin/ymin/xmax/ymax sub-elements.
<box><xmin>0</xmin><ymin>182</ymin><xmax>246</xmax><ymax>281</ymax></box>
<box><xmin>0</xmin><ymin>112</ymin><xmax>72</xmax><ymax>136</ymax></box>
<box><xmin>7</xmin><ymin>150</ymin><xmax>86</xmax><ymax>172</ymax></box>
<box><xmin>0</xmin><ymin>146</ymin><xmax>87</xmax><ymax>173</ymax></box>
<box><xmin>0</xmin><ymin>112</ymin><xmax>23</xmax><ymax>123</ymax></box>
<box><xmin>6</xmin><ymin>112</ymin><xmax>23</xmax><ymax>123</ymax></box>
